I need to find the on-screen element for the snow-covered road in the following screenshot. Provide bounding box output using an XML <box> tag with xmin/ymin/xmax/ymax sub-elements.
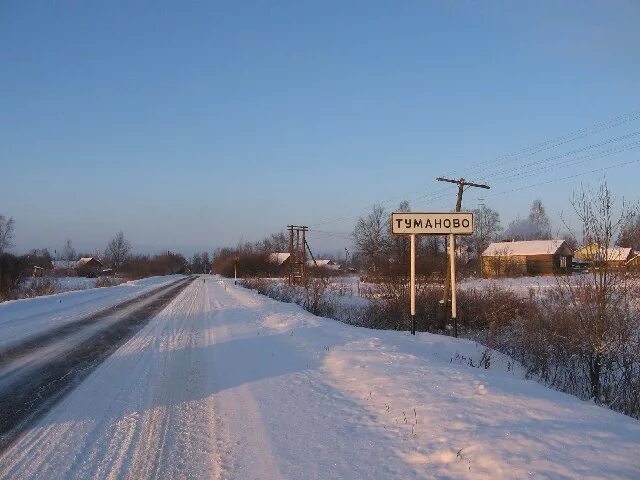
<box><xmin>1</xmin><ymin>276</ymin><xmax>639</xmax><ymax>479</ymax></box>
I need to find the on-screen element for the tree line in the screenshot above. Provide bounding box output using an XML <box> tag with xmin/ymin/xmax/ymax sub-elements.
<box><xmin>0</xmin><ymin>222</ymin><xmax>198</xmax><ymax>300</ymax></box>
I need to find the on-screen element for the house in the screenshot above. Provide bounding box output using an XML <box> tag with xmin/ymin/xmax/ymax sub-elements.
<box><xmin>601</xmin><ymin>247</ymin><xmax>634</xmax><ymax>268</ymax></box>
<box><xmin>268</xmin><ymin>253</ymin><xmax>291</xmax><ymax>267</ymax></box>
<box><xmin>52</xmin><ymin>258</ymin><xmax>105</xmax><ymax>277</ymax></box>
<box><xmin>306</xmin><ymin>259</ymin><xmax>341</xmax><ymax>270</ymax></box>
<box><xmin>74</xmin><ymin>257</ymin><xmax>106</xmax><ymax>277</ymax></box>
<box><xmin>574</xmin><ymin>243</ymin><xmax>601</xmax><ymax>262</ymax></box>
<box><xmin>481</xmin><ymin>240</ymin><xmax>573</xmax><ymax>277</ymax></box>
<box><xmin>573</xmin><ymin>243</ymin><xmax>635</xmax><ymax>268</ymax></box>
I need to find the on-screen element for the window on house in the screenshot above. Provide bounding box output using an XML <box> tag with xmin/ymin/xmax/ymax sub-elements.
<box><xmin>560</xmin><ymin>256</ymin><xmax>567</xmax><ymax>268</ymax></box>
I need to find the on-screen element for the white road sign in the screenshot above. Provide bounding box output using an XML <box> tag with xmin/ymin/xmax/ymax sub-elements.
<box><xmin>391</xmin><ymin>212</ymin><xmax>474</xmax><ymax>235</ymax></box>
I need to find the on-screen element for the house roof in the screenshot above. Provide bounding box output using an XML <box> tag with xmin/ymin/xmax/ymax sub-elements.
<box><xmin>603</xmin><ymin>247</ymin><xmax>633</xmax><ymax>261</ymax></box>
<box><xmin>482</xmin><ymin>240</ymin><xmax>572</xmax><ymax>257</ymax></box>
<box><xmin>575</xmin><ymin>244</ymin><xmax>634</xmax><ymax>262</ymax></box>
<box><xmin>268</xmin><ymin>253</ymin><xmax>291</xmax><ymax>265</ymax></box>
<box><xmin>306</xmin><ymin>259</ymin><xmax>339</xmax><ymax>268</ymax></box>
<box><xmin>76</xmin><ymin>257</ymin><xmax>104</xmax><ymax>268</ymax></box>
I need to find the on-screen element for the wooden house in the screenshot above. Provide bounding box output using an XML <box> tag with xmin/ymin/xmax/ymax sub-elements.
<box><xmin>574</xmin><ymin>243</ymin><xmax>601</xmax><ymax>261</ymax></box>
<box><xmin>574</xmin><ymin>243</ymin><xmax>635</xmax><ymax>268</ymax></box>
<box><xmin>481</xmin><ymin>240</ymin><xmax>573</xmax><ymax>277</ymax></box>
<box><xmin>602</xmin><ymin>247</ymin><xmax>634</xmax><ymax>268</ymax></box>
<box><xmin>306</xmin><ymin>259</ymin><xmax>340</xmax><ymax>270</ymax></box>
<box><xmin>268</xmin><ymin>253</ymin><xmax>291</xmax><ymax>268</ymax></box>
<box><xmin>75</xmin><ymin>257</ymin><xmax>106</xmax><ymax>277</ymax></box>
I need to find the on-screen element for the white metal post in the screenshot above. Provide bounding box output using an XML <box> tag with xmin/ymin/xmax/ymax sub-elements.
<box><xmin>449</xmin><ymin>233</ymin><xmax>457</xmax><ymax>337</ymax></box>
<box><xmin>410</xmin><ymin>233</ymin><xmax>416</xmax><ymax>335</ymax></box>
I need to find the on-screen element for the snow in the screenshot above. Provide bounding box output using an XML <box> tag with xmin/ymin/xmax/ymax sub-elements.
<box><xmin>0</xmin><ymin>275</ymin><xmax>185</xmax><ymax>350</ymax></box>
<box><xmin>0</xmin><ymin>276</ymin><xmax>638</xmax><ymax>478</ymax></box>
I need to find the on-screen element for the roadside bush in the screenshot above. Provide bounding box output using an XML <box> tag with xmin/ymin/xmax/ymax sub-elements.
<box><xmin>0</xmin><ymin>253</ymin><xmax>27</xmax><ymax>300</ymax></box>
<box><xmin>95</xmin><ymin>277</ymin><xmax>124</xmax><ymax>288</ymax></box>
<box><xmin>20</xmin><ymin>277</ymin><xmax>59</xmax><ymax>298</ymax></box>
<box><xmin>504</xmin><ymin>275</ymin><xmax>640</xmax><ymax>418</ymax></box>
<box><xmin>241</xmin><ymin>273</ymin><xmax>640</xmax><ymax>419</ymax></box>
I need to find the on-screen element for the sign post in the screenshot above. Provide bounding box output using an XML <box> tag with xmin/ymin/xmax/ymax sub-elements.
<box><xmin>410</xmin><ymin>233</ymin><xmax>416</xmax><ymax>335</ymax></box>
<box><xmin>448</xmin><ymin>233</ymin><xmax>457</xmax><ymax>337</ymax></box>
<box><xmin>391</xmin><ymin>212</ymin><xmax>474</xmax><ymax>336</ymax></box>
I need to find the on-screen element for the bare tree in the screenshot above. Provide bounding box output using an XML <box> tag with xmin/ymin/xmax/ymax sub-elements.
<box><xmin>528</xmin><ymin>199</ymin><xmax>552</xmax><ymax>239</ymax></box>
<box><xmin>504</xmin><ymin>200</ymin><xmax>552</xmax><ymax>240</ymax></box>
<box><xmin>0</xmin><ymin>215</ymin><xmax>16</xmax><ymax>297</ymax></box>
<box><xmin>560</xmin><ymin>181</ymin><xmax>636</xmax><ymax>403</ymax></box>
<box><xmin>617</xmin><ymin>213</ymin><xmax>640</xmax><ymax>250</ymax></box>
<box><xmin>0</xmin><ymin>215</ymin><xmax>15</xmax><ymax>255</ymax></box>
<box><xmin>260</xmin><ymin>231</ymin><xmax>289</xmax><ymax>253</ymax></box>
<box><xmin>353</xmin><ymin>204</ymin><xmax>389</xmax><ymax>273</ymax></box>
<box><xmin>463</xmin><ymin>205</ymin><xmax>501</xmax><ymax>257</ymax></box>
<box><xmin>105</xmin><ymin>231</ymin><xmax>131</xmax><ymax>273</ymax></box>
<box><xmin>389</xmin><ymin>201</ymin><xmax>410</xmax><ymax>270</ymax></box>
<box><xmin>62</xmin><ymin>238</ymin><xmax>76</xmax><ymax>274</ymax></box>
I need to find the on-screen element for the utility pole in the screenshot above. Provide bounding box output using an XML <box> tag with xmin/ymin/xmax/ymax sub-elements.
<box><xmin>436</xmin><ymin>177</ymin><xmax>490</xmax><ymax>337</ymax></box>
<box><xmin>287</xmin><ymin>225</ymin><xmax>308</xmax><ymax>285</ymax></box>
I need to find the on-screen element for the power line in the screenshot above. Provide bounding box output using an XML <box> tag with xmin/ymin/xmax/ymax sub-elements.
<box><xmin>485</xmin><ymin>157</ymin><xmax>640</xmax><ymax>198</ymax></box>
<box><xmin>307</xmin><ymin>109</ymin><xmax>640</xmax><ymax>229</ymax></box>
<box><xmin>483</xmin><ymin>140</ymin><xmax>640</xmax><ymax>186</ymax></box>
<box><xmin>481</xmin><ymin>130</ymin><xmax>640</xmax><ymax>181</ymax></box>
<box><xmin>444</xmin><ymin>109</ymin><xmax>640</xmax><ymax>180</ymax></box>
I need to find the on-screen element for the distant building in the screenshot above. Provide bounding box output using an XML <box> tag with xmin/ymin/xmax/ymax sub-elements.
<box><xmin>268</xmin><ymin>253</ymin><xmax>291</xmax><ymax>267</ymax></box>
<box><xmin>306</xmin><ymin>259</ymin><xmax>341</xmax><ymax>270</ymax></box>
<box><xmin>53</xmin><ymin>257</ymin><xmax>107</xmax><ymax>277</ymax></box>
<box><xmin>75</xmin><ymin>257</ymin><xmax>106</xmax><ymax>277</ymax></box>
<box><xmin>574</xmin><ymin>243</ymin><xmax>601</xmax><ymax>261</ymax></box>
<box><xmin>574</xmin><ymin>243</ymin><xmax>635</xmax><ymax>268</ymax></box>
<box><xmin>481</xmin><ymin>240</ymin><xmax>573</xmax><ymax>277</ymax></box>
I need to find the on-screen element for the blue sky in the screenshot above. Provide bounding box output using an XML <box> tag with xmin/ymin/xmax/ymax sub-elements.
<box><xmin>2</xmin><ymin>1</ymin><xmax>639</xmax><ymax>256</ymax></box>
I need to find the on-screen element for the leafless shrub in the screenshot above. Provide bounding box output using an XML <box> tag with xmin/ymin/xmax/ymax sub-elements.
<box><xmin>20</xmin><ymin>277</ymin><xmax>59</xmax><ymax>298</ymax></box>
<box><xmin>94</xmin><ymin>277</ymin><xmax>124</xmax><ymax>288</ymax></box>
<box><xmin>304</xmin><ymin>277</ymin><xmax>333</xmax><ymax>317</ymax></box>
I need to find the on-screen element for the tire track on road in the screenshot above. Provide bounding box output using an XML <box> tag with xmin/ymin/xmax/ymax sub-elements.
<box><xmin>0</xmin><ymin>276</ymin><xmax>196</xmax><ymax>452</ymax></box>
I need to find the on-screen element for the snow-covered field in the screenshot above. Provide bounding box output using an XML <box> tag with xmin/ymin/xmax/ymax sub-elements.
<box><xmin>0</xmin><ymin>275</ymin><xmax>185</xmax><ymax>350</ymax></box>
<box><xmin>0</xmin><ymin>276</ymin><xmax>638</xmax><ymax>479</ymax></box>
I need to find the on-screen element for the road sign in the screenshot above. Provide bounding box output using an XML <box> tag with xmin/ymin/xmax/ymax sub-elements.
<box><xmin>391</xmin><ymin>212</ymin><xmax>474</xmax><ymax>236</ymax></box>
<box><xmin>391</xmin><ymin>211</ymin><xmax>474</xmax><ymax>336</ymax></box>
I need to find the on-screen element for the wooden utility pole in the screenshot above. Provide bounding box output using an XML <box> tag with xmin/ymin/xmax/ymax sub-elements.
<box><xmin>436</xmin><ymin>177</ymin><xmax>490</xmax><ymax>337</ymax></box>
<box><xmin>287</xmin><ymin>225</ymin><xmax>308</xmax><ymax>285</ymax></box>
<box><xmin>288</xmin><ymin>225</ymin><xmax>295</xmax><ymax>285</ymax></box>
